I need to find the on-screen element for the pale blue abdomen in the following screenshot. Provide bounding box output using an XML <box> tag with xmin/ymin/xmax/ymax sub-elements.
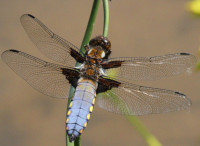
<box><xmin>66</xmin><ymin>79</ymin><xmax>97</xmax><ymax>142</ymax></box>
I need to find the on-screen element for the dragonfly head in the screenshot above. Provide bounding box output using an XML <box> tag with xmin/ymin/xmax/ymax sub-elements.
<box><xmin>89</xmin><ymin>35</ymin><xmax>111</xmax><ymax>59</ymax></box>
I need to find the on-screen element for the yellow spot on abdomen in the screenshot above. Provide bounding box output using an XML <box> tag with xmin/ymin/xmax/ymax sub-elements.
<box><xmin>94</xmin><ymin>92</ymin><xmax>96</xmax><ymax>97</ymax></box>
<box><xmin>87</xmin><ymin>114</ymin><xmax>90</xmax><ymax>120</ymax></box>
<box><xmin>92</xmin><ymin>98</ymin><xmax>95</xmax><ymax>105</ymax></box>
<box><xmin>66</xmin><ymin>126</ymin><xmax>69</xmax><ymax>130</ymax></box>
<box><xmin>90</xmin><ymin>106</ymin><xmax>93</xmax><ymax>112</ymax></box>
<box><xmin>69</xmin><ymin>102</ymin><xmax>73</xmax><ymax>108</ymax></box>
<box><xmin>66</xmin><ymin>118</ymin><xmax>69</xmax><ymax>123</ymax></box>
<box><xmin>84</xmin><ymin>122</ymin><xmax>87</xmax><ymax>127</ymax></box>
<box><xmin>80</xmin><ymin>129</ymin><xmax>83</xmax><ymax>134</ymax></box>
<box><xmin>67</xmin><ymin>110</ymin><xmax>71</xmax><ymax>115</ymax></box>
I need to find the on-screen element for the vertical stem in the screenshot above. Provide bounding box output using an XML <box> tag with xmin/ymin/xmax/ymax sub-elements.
<box><xmin>79</xmin><ymin>0</ymin><xmax>101</xmax><ymax>56</ymax></box>
<box><xmin>102</xmin><ymin>0</ymin><xmax>109</xmax><ymax>37</ymax></box>
<box><xmin>126</xmin><ymin>116</ymin><xmax>162</xmax><ymax>146</ymax></box>
<box><xmin>196</xmin><ymin>60</ymin><xmax>200</xmax><ymax>70</ymax></box>
<box><xmin>66</xmin><ymin>0</ymin><xmax>101</xmax><ymax>146</ymax></box>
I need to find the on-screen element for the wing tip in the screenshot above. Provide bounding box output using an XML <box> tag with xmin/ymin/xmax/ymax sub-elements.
<box><xmin>9</xmin><ymin>49</ymin><xmax>19</xmax><ymax>53</ymax></box>
<box><xmin>2</xmin><ymin>49</ymin><xmax>19</xmax><ymax>56</ymax></box>
<box><xmin>175</xmin><ymin>91</ymin><xmax>192</xmax><ymax>106</ymax></box>
<box><xmin>179</xmin><ymin>52</ymin><xmax>197</xmax><ymax>66</ymax></box>
<box><xmin>20</xmin><ymin>14</ymin><xmax>35</xmax><ymax>22</ymax></box>
<box><xmin>175</xmin><ymin>91</ymin><xmax>185</xmax><ymax>96</ymax></box>
<box><xmin>1</xmin><ymin>49</ymin><xmax>20</xmax><ymax>62</ymax></box>
<box><xmin>180</xmin><ymin>52</ymin><xmax>190</xmax><ymax>56</ymax></box>
<box><xmin>27</xmin><ymin>14</ymin><xmax>35</xmax><ymax>18</ymax></box>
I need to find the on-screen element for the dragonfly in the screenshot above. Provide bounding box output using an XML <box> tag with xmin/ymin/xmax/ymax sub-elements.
<box><xmin>1</xmin><ymin>14</ymin><xmax>196</xmax><ymax>142</ymax></box>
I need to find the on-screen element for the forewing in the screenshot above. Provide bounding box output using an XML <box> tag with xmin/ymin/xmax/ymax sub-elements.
<box><xmin>96</xmin><ymin>80</ymin><xmax>191</xmax><ymax>115</ymax></box>
<box><xmin>1</xmin><ymin>50</ymin><xmax>79</xmax><ymax>98</ymax></box>
<box><xmin>103</xmin><ymin>53</ymin><xmax>196</xmax><ymax>81</ymax></box>
<box><xmin>20</xmin><ymin>14</ymin><xmax>83</xmax><ymax>66</ymax></box>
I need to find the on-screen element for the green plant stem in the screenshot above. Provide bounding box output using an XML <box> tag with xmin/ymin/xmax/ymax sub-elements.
<box><xmin>196</xmin><ymin>60</ymin><xmax>200</xmax><ymax>70</ymax></box>
<box><xmin>66</xmin><ymin>0</ymin><xmax>101</xmax><ymax>146</ymax></box>
<box><xmin>79</xmin><ymin>0</ymin><xmax>101</xmax><ymax>56</ymax></box>
<box><xmin>126</xmin><ymin>116</ymin><xmax>162</xmax><ymax>146</ymax></box>
<box><xmin>102</xmin><ymin>0</ymin><xmax>109</xmax><ymax>37</ymax></box>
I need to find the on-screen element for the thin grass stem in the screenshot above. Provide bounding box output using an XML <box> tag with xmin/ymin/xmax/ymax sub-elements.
<box><xmin>102</xmin><ymin>0</ymin><xmax>109</xmax><ymax>37</ymax></box>
<box><xmin>126</xmin><ymin>116</ymin><xmax>162</xmax><ymax>146</ymax></box>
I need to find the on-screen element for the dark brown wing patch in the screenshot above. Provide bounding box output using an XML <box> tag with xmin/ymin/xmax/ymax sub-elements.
<box><xmin>70</xmin><ymin>48</ymin><xmax>85</xmax><ymax>63</ymax></box>
<box><xmin>61</xmin><ymin>68</ymin><xmax>80</xmax><ymax>88</ymax></box>
<box><xmin>96</xmin><ymin>77</ymin><xmax>121</xmax><ymax>94</ymax></box>
<box><xmin>101</xmin><ymin>61</ymin><xmax>124</xmax><ymax>69</ymax></box>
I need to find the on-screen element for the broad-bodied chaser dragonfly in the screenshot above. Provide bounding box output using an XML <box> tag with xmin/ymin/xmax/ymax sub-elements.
<box><xmin>1</xmin><ymin>14</ymin><xmax>196</xmax><ymax>142</ymax></box>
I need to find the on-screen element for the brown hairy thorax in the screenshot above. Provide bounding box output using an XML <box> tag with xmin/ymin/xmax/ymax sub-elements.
<box><xmin>79</xmin><ymin>36</ymin><xmax>123</xmax><ymax>81</ymax></box>
<box><xmin>79</xmin><ymin>36</ymin><xmax>111</xmax><ymax>80</ymax></box>
<box><xmin>81</xmin><ymin>47</ymin><xmax>103</xmax><ymax>80</ymax></box>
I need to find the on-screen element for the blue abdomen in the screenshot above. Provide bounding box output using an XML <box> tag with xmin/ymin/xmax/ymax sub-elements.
<box><xmin>66</xmin><ymin>79</ymin><xmax>97</xmax><ymax>142</ymax></box>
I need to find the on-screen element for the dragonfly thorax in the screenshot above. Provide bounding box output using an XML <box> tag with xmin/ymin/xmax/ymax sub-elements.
<box><xmin>79</xmin><ymin>45</ymin><xmax>107</xmax><ymax>80</ymax></box>
<box><xmin>80</xmin><ymin>60</ymin><xmax>101</xmax><ymax>81</ymax></box>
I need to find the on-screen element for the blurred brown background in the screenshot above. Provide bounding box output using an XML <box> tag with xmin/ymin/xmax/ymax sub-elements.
<box><xmin>0</xmin><ymin>0</ymin><xmax>200</xmax><ymax>146</ymax></box>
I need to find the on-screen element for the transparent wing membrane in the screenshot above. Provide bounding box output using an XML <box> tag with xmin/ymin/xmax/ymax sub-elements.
<box><xmin>3</xmin><ymin>15</ymin><xmax>195</xmax><ymax>115</ymax></box>
<box><xmin>20</xmin><ymin>14</ymin><xmax>81</xmax><ymax>66</ymax></box>
<box><xmin>96</xmin><ymin>80</ymin><xmax>191</xmax><ymax>115</ymax></box>
<box><xmin>1</xmin><ymin>50</ymin><xmax>75</xmax><ymax>98</ymax></box>
<box><xmin>104</xmin><ymin>53</ymin><xmax>196</xmax><ymax>81</ymax></box>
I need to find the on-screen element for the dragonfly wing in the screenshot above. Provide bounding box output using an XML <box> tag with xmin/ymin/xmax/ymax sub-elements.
<box><xmin>102</xmin><ymin>53</ymin><xmax>196</xmax><ymax>81</ymax></box>
<box><xmin>96</xmin><ymin>79</ymin><xmax>191</xmax><ymax>115</ymax></box>
<box><xmin>20</xmin><ymin>14</ymin><xmax>85</xmax><ymax>66</ymax></box>
<box><xmin>2</xmin><ymin>50</ymin><xmax>80</xmax><ymax>99</ymax></box>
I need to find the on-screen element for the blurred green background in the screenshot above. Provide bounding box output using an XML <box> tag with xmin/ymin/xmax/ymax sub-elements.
<box><xmin>0</xmin><ymin>0</ymin><xmax>200</xmax><ymax>146</ymax></box>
